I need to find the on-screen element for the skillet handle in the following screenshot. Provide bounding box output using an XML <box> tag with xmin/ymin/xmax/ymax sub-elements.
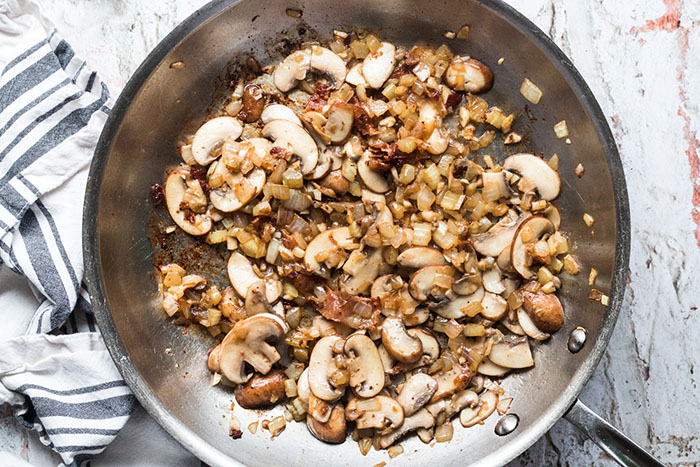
<box><xmin>564</xmin><ymin>399</ymin><xmax>664</xmax><ymax>467</ymax></box>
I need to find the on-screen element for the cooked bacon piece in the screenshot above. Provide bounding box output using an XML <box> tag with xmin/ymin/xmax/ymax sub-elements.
<box><xmin>319</xmin><ymin>290</ymin><xmax>380</xmax><ymax>330</ymax></box>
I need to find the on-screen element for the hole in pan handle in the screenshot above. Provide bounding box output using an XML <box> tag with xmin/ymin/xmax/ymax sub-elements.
<box><xmin>564</xmin><ymin>399</ymin><xmax>664</xmax><ymax>467</ymax></box>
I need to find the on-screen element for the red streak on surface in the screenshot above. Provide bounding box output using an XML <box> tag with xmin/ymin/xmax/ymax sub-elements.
<box><xmin>630</xmin><ymin>0</ymin><xmax>681</xmax><ymax>33</ymax></box>
<box><xmin>631</xmin><ymin>0</ymin><xmax>700</xmax><ymax>246</ymax></box>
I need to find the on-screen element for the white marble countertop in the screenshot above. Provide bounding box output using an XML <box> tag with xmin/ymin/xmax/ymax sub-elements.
<box><xmin>1</xmin><ymin>0</ymin><xmax>699</xmax><ymax>465</ymax></box>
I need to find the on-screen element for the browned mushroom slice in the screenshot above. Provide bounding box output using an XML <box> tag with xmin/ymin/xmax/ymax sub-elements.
<box><xmin>488</xmin><ymin>336</ymin><xmax>534</xmax><ymax>369</ymax></box>
<box><xmin>191</xmin><ymin>116</ymin><xmax>243</xmax><ymax>165</ymax></box>
<box><xmin>397</xmin><ymin>247</ymin><xmax>447</xmax><ymax>268</ymax></box>
<box><xmin>164</xmin><ymin>168</ymin><xmax>212</xmax><ymax>236</ymax></box>
<box><xmin>227</xmin><ymin>252</ymin><xmax>281</xmax><ymax>302</ymax></box>
<box><xmin>212</xmin><ymin>313</ymin><xmax>287</xmax><ymax>384</ymax></box>
<box><xmin>378</xmin><ymin>408</ymin><xmax>435</xmax><ymax>449</ymax></box>
<box><xmin>476</xmin><ymin>358</ymin><xmax>510</xmax><ymax>377</ymax></box>
<box><xmin>358</xmin><ymin>151</ymin><xmax>390</xmax><ymax>193</ymax></box>
<box><xmin>397</xmin><ymin>373</ymin><xmax>438</xmax><ymax>416</ymax></box>
<box><xmin>344</xmin><ymin>333</ymin><xmax>385</xmax><ymax>398</ymax></box>
<box><xmin>433</xmin><ymin>287</ymin><xmax>484</xmax><ymax>320</ymax></box>
<box><xmin>409</xmin><ymin>265</ymin><xmax>455</xmax><ymax>301</ymax></box>
<box><xmin>381</xmin><ymin>317</ymin><xmax>422</xmax><ymax>363</ymax></box>
<box><xmin>503</xmin><ymin>153</ymin><xmax>561</xmax><ymax>200</ymax></box>
<box><xmin>520</xmin><ymin>289</ymin><xmax>564</xmax><ymax>332</ymax></box>
<box><xmin>234</xmin><ymin>370</ymin><xmax>288</xmax><ymax>408</ymax></box>
<box><xmin>362</xmin><ymin>42</ymin><xmax>396</xmax><ymax>89</ymax></box>
<box><xmin>308</xmin><ymin>335</ymin><xmax>346</xmax><ymax>402</ymax></box>
<box><xmin>517</xmin><ymin>308</ymin><xmax>551</xmax><ymax>340</ymax></box>
<box><xmin>431</xmin><ymin>361</ymin><xmax>473</xmax><ymax>402</ymax></box>
<box><xmin>339</xmin><ymin>247</ymin><xmax>384</xmax><ymax>295</ymax></box>
<box><xmin>480</xmin><ymin>291</ymin><xmax>508</xmax><ymax>320</ymax></box>
<box><xmin>445</xmin><ymin>56</ymin><xmax>494</xmax><ymax>93</ymax></box>
<box><xmin>406</xmin><ymin>328</ymin><xmax>440</xmax><ymax>368</ymax></box>
<box><xmin>471</xmin><ymin>210</ymin><xmax>527</xmax><ymax>257</ymax></box>
<box><xmin>510</xmin><ymin>216</ymin><xmax>555</xmax><ymax>279</ymax></box>
<box><xmin>460</xmin><ymin>390</ymin><xmax>498</xmax><ymax>427</ymax></box>
<box><xmin>304</xmin><ymin>227</ymin><xmax>357</xmax><ymax>275</ymax></box>
<box><xmin>263</xmin><ymin>119</ymin><xmax>319</xmax><ymax>174</ymax></box>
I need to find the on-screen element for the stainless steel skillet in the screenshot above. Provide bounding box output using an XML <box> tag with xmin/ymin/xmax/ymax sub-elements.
<box><xmin>82</xmin><ymin>0</ymin><xmax>661</xmax><ymax>465</ymax></box>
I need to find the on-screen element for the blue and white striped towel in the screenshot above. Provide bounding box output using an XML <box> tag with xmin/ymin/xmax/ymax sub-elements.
<box><xmin>0</xmin><ymin>1</ymin><xmax>135</xmax><ymax>465</ymax></box>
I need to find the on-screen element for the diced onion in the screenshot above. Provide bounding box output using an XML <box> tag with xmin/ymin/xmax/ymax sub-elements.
<box><xmin>520</xmin><ymin>78</ymin><xmax>543</xmax><ymax>104</ymax></box>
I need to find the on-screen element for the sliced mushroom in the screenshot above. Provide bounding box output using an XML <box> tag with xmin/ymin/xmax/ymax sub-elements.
<box><xmin>477</xmin><ymin>358</ymin><xmax>510</xmax><ymax>377</ymax></box>
<box><xmin>460</xmin><ymin>390</ymin><xmax>498</xmax><ymax>427</ymax></box>
<box><xmin>517</xmin><ymin>307</ymin><xmax>551</xmax><ymax>340</ymax></box>
<box><xmin>419</xmin><ymin>100</ymin><xmax>438</xmax><ymax>136</ymax></box>
<box><xmin>211</xmin><ymin>313</ymin><xmax>286</xmax><ymax>384</ymax></box>
<box><xmin>381</xmin><ymin>317</ymin><xmax>422</xmax><ymax>363</ymax></box>
<box><xmin>397</xmin><ymin>373</ymin><xmax>438</xmax><ymax>416</ymax></box>
<box><xmin>245</xmin><ymin>280</ymin><xmax>274</xmax><ymax>316</ymax></box>
<box><xmin>309</xmin><ymin>45</ymin><xmax>347</xmax><ymax>88</ymax></box>
<box><xmin>297</xmin><ymin>368</ymin><xmax>311</xmax><ymax>405</ymax></box>
<box><xmin>501</xmin><ymin>315</ymin><xmax>526</xmax><ymax>336</ymax></box>
<box><xmin>304</xmin><ymin>227</ymin><xmax>357</xmax><ymax>274</ymax></box>
<box><xmin>307</xmin><ymin>404</ymin><xmax>347</xmax><ymax>444</ymax></box>
<box><xmin>345</xmin><ymin>62</ymin><xmax>368</xmax><ymax>86</ymax></box>
<box><xmin>377</xmin><ymin>344</ymin><xmax>397</xmax><ymax>375</ymax></box>
<box><xmin>361</xmin><ymin>42</ymin><xmax>396</xmax><ymax>89</ymax></box>
<box><xmin>426</xmin><ymin>389</ymin><xmax>479</xmax><ymax>419</ymax></box>
<box><xmin>339</xmin><ymin>247</ymin><xmax>384</xmax><ymax>295</ymax></box>
<box><xmin>209</xmin><ymin>163</ymin><xmax>266</xmax><ymax>212</ymax></box>
<box><xmin>307</xmin><ymin>148</ymin><xmax>333</xmax><ymax>180</ymax></box>
<box><xmin>227</xmin><ymin>252</ymin><xmax>281</xmax><ymax>302</ymax></box>
<box><xmin>431</xmin><ymin>361</ymin><xmax>473</xmax><ymax>402</ymax></box>
<box><xmin>344</xmin><ymin>333</ymin><xmax>385</xmax><ymax>398</ymax></box>
<box><xmin>406</xmin><ymin>328</ymin><xmax>440</xmax><ymax>368</ymax></box>
<box><xmin>234</xmin><ymin>369</ymin><xmax>287</xmax><ymax>408</ymax></box>
<box><xmin>324</xmin><ymin>103</ymin><xmax>354</xmax><ymax>143</ymax></box>
<box><xmin>520</xmin><ymin>289</ymin><xmax>564</xmax><ymax>332</ymax></box>
<box><xmin>543</xmin><ymin>204</ymin><xmax>561</xmax><ymax>229</ymax></box>
<box><xmin>496</xmin><ymin>246</ymin><xmax>513</xmax><ymax>272</ymax></box>
<box><xmin>378</xmin><ymin>408</ymin><xmax>435</xmax><ymax>449</ymax></box>
<box><xmin>263</xmin><ymin>119</ymin><xmax>319</xmax><ymax>174</ymax></box>
<box><xmin>503</xmin><ymin>153</ymin><xmax>561</xmax><ymax>200</ymax></box>
<box><xmin>445</xmin><ymin>56</ymin><xmax>494</xmax><ymax>93</ymax></box>
<box><xmin>423</xmin><ymin>128</ymin><xmax>449</xmax><ymax>155</ymax></box>
<box><xmin>488</xmin><ymin>336</ymin><xmax>534</xmax><ymax>369</ymax></box>
<box><xmin>397</xmin><ymin>247</ymin><xmax>447</xmax><ymax>268</ymax></box>
<box><xmin>471</xmin><ymin>210</ymin><xmax>527</xmax><ymax>257</ymax></box>
<box><xmin>191</xmin><ymin>116</ymin><xmax>243</xmax><ymax>165</ymax></box>
<box><xmin>165</xmin><ymin>169</ymin><xmax>212</xmax><ymax>236</ymax></box>
<box><xmin>273</xmin><ymin>49</ymin><xmax>312</xmax><ymax>92</ymax></box>
<box><xmin>358</xmin><ymin>151</ymin><xmax>390</xmax><ymax>193</ymax></box>
<box><xmin>482</xmin><ymin>267</ymin><xmax>506</xmax><ymax>294</ymax></box>
<box><xmin>318</xmin><ymin>169</ymin><xmax>350</xmax><ymax>195</ymax></box>
<box><xmin>346</xmin><ymin>395</ymin><xmax>404</xmax><ymax>432</ymax></box>
<box><xmin>480</xmin><ymin>291</ymin><xmax>508</xmax><ymax>320</ymax></box>
<box><xmin>308</xmin><ymin>392</ymin><xmax>334</xmax><ymax>423</ymax></box>
<box><xmin>308</xmin><ymin>335</ymin><xmax>346</xmax><ymax>401</ymax></box>
<box><xmin>409</xmin><ymin>265</ymin><xmax>455</xmax><ymax>301</ymax></box>
<box><xmin>510</xmin><ymin>216</ymin><xmax>555</xmax><ymax>279</ymax></box>
<box><xmin>261</xmin><ymin>103</ymin><xmax>303</xmax><ymax>126</ymax></box>
<box><xmin>433</xmin><ymin>287</ymin><xmax>484</xmax><ymax>319</ymax></box>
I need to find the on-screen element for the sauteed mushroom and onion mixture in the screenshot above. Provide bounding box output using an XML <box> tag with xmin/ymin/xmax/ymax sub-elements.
<box><xmin>154</xmin><ymin>30</ymin><xmax>583</xmax><ymax>452</ymax></box>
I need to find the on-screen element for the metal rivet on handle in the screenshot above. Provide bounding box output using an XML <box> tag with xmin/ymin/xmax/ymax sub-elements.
<box><xmin>494</xmin><ymin>414</ymin><xmax>519</xmax><ymax>436</ymax></box>
<box><xmin>567</xmin><ymin>327</ymin><xmax>587</xmax><ymax>353</ymax></box>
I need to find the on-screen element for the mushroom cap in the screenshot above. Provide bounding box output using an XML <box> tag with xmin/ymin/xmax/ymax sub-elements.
<box><xmin>273</xmin><ymin>49</ymin><xmax>311</xmax><ymax>92</ymax></box>
<box><xmin>471</xmin><ymin>210</ymin><xmax>527</xmax><ymax>257</ymax></box>
<box><xmin>234</xmin><ymin>369</ymin><xmax>287</xmax><ymax>409</ymax></box>
<box><xmin>307</xmin><ymin>404</ymin><xmax>347</xmax><ymax>444</ymax></box>
<box><xmin>308</xmin><ymin>335</ymin><xmax>346</xmax><ymax>401</ymax></box>
<box><xmin>263</xmin><ymin>119</ymin><xmax>319</xmax><ymax>175</ymax></box>
<box><xmin>503</xmin><ymin>153</ymin><xmax>561</xmax><ymax>200</ymax></box>
<box><xmin>445</xmin><ymin>57</ymin><xmax>494</xmax><ymax>93</ymax></box>
<box><xmin>510</xmin><ymin>215</ymin><xmax>555</xmax><ymax>279</ymax></box>
<box><xmin>344</xmin><ymin>333</ymin><xmax>385</xmax><ymax>398</ymax></box>
<box><xmin>397</xmin><ymin>373</ymin><xmax>438</xmax><ymax>416</ymax></box>
<box><xmin>346</xmin><ymin>395</ymin><xmax>404</xmax><ymax>431</ymax></box>
<box><xmin>191</xmin><ymin>116</ymin><xmax>243</xmax><ymax>165</ymax></box>
<box><xmin>216</xmin><ymin>313</ymin><xmax>286</xmax><ymax>384</ymax></box>
<box><xmin>381</xmin><ymin>317</ymin><xmax>422</xmax><ymax>363</ymax></box>
<box><xmin>520</xmin><ymin>289</ymin><xmax>564</xmax><ymax>333</ymax></box>
<box><xmin>261</xmin><ymin>104</ymin><xmax>302</xmax><ymax>126</ymax></box>
<box><xmin>397</xmin><ymin>247</ymin><xmax>447</xmax><ymax>269</ymax></box>
<box><xmin>488</xmin><ymin>336</ymin><xmax>534</xmax><ymax>369</ymax></box>
<box><xmin>309</xmin><ymin>46</ymin><xmax>347</xmax><ymax>88</ymax></box>
<box><xmin>304</xmin><ymin>227</ymin><xmax>356</xmax><ymax>274</ymax></box>
<box><xmin>362</xmin><ymin>42</ymin><xmax>396</xmax><ymax>89</ymax></box>
<box><xmin>358</xmin><ymin>151</ymin><xmax>390</xmax><ymax>193</ymax></box>
<box><xmin>164</xmin><ymin>169</ymin><xmax>212</xmax><ymax>236</ymax></box>
<box><xmin>227</xmin><ymin>252</ymin><xmax>281</xmax><ymax>302</ymax></box>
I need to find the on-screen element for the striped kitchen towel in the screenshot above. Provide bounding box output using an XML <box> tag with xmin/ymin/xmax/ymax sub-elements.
<box><xmin>0</xmin><ymin>1</ymin><xmax>135</xmax><ymax>466</ymax></box>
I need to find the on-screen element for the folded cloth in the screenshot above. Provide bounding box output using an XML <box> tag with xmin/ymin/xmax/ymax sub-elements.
<box><xmin>0</xmin><ymin>0</ymin><xmax>135</xmax><ymax>465</ymax></box>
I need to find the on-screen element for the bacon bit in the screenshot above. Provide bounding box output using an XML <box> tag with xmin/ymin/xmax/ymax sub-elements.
<box><xmin>151</xmin><ymin>183</ymin><xmax>165</xmax><ymax>206</ymax></box>
<box><xmin>368</xmin><ymin>143</ymin><xmax>405</xmax><ymax>171</ymax></box>
<box><xmin>189</xmin><ymin>166</ymin><xmax>209</xmax><ymax>195</ymax></box>
<box><xmin>350</xmin><ymin>99</ymin><xmax>373</xmax><ymax>135</ymax></box>
<box><xmin>319</xmin><ymin>289</ymin><xmax>380</xmax><ymax>330</ymax></box>
<box><xmin>404</xmin><ymin>52</ymin><xmax>420</xmax><ymax>67</ymax></box>
<box><xmin>306</xmin><ymin>82</ymin><xmax>330</xmax><ymax>111</ymax></box>
<box><xmin>390</xmin><ymin>62</ymin><xmax>411</xmax><ymax>79</ymax></box>
<box><xmin>229</xmin><ymin>428</ymin><xmax>243</xmax><ymax>439</ymax></box>
<box><xmin>290</xmin><ymin>271</ymin><xmax>321</xmax><ymax>296</ymax></box>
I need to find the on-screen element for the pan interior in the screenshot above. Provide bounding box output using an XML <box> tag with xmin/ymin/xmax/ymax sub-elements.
<box><xmin>87</xmin><ymin>1</ymin><xmax>627</xmax><ymax>466</ymax></box>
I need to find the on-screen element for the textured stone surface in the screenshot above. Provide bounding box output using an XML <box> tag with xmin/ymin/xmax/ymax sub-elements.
<box><xmin>2</xmin><ymin>0</ymin><xmax>698</xmax><ymax>465</ymax></box>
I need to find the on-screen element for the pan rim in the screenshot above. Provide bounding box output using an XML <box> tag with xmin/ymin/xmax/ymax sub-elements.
<box><xmin>82</xmin><ymin>0</ymin><xmax>630</xmax><ymax>465</ymax></box>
